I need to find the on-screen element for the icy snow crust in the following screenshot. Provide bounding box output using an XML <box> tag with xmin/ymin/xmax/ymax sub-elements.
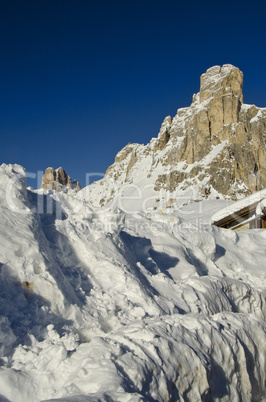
<box><xmin>0</xmin><ymin>164</ymin><xmax>265</xmax><ymax>401</ymax></box>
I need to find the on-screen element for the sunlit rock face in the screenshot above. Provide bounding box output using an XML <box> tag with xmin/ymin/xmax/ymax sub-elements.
<box><xmin>81</xmin><ymin>64</ymin><xmax>266</xmax><ymax>210</ymax></box>
<box><xmin>155</xmin><ymin>64</ymin><xmax>265</xmax><ymax>197</ymax></box>
<box><xmin>41</xmin><ymin>167</ymin><xmax>82</xmax><ymax>191</ymax></box>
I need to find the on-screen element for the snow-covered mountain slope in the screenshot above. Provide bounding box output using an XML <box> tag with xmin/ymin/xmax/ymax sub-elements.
<box><xmin>0</xmin><ymin>164</ymin><xmax>265</xmax><ymax>401</ymax></box>
<box><xmin>77</xmin><ymin>64</ymin><xmax>266</xmax><ymax>212</ymax></box>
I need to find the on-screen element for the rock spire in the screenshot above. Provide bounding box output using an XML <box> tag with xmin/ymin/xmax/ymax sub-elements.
<box><xmin>41</xmin><ymin>167</ymin><xmax>81</xmax><ymax>191</ymax></box>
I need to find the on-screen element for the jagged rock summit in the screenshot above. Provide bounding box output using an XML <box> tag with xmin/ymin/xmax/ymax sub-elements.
<box><xmin>41</xmin><ymin>167</ymin><xmax>81</xmax><ymax>191</ymax></box>
<box><xmin>79</xmin><ymin>64</ymin><xmax>266</xmax><ymax>211</ymax></box>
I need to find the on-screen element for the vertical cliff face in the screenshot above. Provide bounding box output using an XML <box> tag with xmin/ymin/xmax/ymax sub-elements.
<box><xmin>199</xmin><ymin>64</ymin><xmax>243</xmax><ymax>124</ymax></box>
<box><xmin>160</xmin><ymin>64</ymin><xmax>266</xmax><ymax>197</ymax></box>
<box><xmin>41</xmin><ymin>167</ymin><xmax>81</xmax><ymax>191</ymax></box>
<box><xmin>78</xmin><ymin>64</ymin><xmax>266</xmax><ymax>210</ymax></box>
<box><xmin>177</xmin><ymin>65</ymin><xmax>244</xmax><ymax>164</ymax></box>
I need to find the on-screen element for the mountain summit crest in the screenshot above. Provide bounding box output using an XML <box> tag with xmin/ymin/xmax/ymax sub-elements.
<box><xmin>80</xmin><ymin>64</ymin><xmax>266</xmax><ymax>211</ymax></box>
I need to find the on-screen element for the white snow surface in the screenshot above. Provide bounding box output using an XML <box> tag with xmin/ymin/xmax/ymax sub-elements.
<box><xmin>0</xmin><ymin>164</ymin><xmax>265</xmax><ymax>401</ymax></box>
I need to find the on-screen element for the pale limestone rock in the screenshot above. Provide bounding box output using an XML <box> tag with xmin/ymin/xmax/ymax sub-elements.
<box><xmin>41</xmin><ymin>167</ymin><xmax>81</xmax><ymax>191</ymax></box>
<box><xmin>154</xmin><ymin>116</ymin><xmax>172</xmax><ymax>152</ymax></box>
<box><xmin>126</xmin><ymin>150</ymin><xmax>137</xmax><ymax>176</ymax></box>
<box><xmin>161</xmin><ymin>64</ymin><xmax>264</xmax><ymax>195</ymax></box>
<box><xmin>199</xmin><ymin>64</ymin><xmax>243</xmax><ymax>132</ymax></box>
<box><xmin>199</xmin><ymin>64</ymin><xmax>243</xmax><ymax>104</ymax></box>
<box><xmin>114</xmin><ymin>144</ymin><xmax>133</xmax><ymax>163</ymax></box>
<box><xmin>96</xmin><ymin>64</ymin><xmax>266</xmax><ymax>205</ymax></box>
<box><xmin>41</xmin><ymin>167</ymin><xmax>55</xmax><ymax>188</ymax></box>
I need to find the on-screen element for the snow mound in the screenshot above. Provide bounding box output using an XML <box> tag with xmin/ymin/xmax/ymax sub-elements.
<box><xmin>0</xmin><ymin>164</ymin><xmax>265</xmax><ymax>401</ymax></box>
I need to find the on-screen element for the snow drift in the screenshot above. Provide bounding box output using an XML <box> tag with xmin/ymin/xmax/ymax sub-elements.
<box><xmin>0</xmin><ymin>164</ymin><xmax>265</xmax><ymax>401</ymax></box>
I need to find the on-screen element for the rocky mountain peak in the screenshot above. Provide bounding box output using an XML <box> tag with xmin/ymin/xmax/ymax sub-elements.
<box><xmin>41</xmin><ymin>167</ymin><xmax>81</xmax><ymax>191</ymax></box>
<box><xmin>199</xmin><ymin>64</ymin><xmax>243</xmax><ymax>104</ymax></box>
<box><xmin>78</xmin><ymin>64</ymin><xmax>266</xmax><ymax>211</ymax></box>
<box><xmin>185</xmin><ymin>64</ymin><xmax>243</xmax><ymax>143</ymax></box>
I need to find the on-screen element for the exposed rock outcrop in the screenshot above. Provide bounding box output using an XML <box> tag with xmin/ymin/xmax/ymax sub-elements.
<box><xmin>41</xmin><ymin>167</ymin><xmax>81</xmax><ymax>191</ymax></box>
<box><xmin>154</xmin><ymin>65</ymin><xmax>266</xmax><ymax>197</ymax></box>
<box><xmin>154</xmin><ymin>116</ymin><xmax>172</xmax><ymax>152</ymax></box>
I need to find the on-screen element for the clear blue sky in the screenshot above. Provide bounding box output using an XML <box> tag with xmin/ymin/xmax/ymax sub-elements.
<box><xmin>1</xmin><ymin>0</ymin><xmax>266</xmax><ymax>187</ymax></box>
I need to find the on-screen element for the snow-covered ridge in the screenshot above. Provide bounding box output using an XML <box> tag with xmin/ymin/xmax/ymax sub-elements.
<box><xmin>0</xmin><ymin>164</ymin><xmax>265</xmax><ymax>401</ymax></box>
<box><xmin>77</xmin><ymin>64</ymin><xmax>266</xmax><ymax>212</ymax></box>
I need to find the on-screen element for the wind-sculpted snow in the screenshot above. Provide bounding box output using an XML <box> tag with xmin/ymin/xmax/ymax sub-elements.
<box><xmin>0</xmin><ymin>165</ymin><xmax>265</xmax><ymax>401</ymax></box>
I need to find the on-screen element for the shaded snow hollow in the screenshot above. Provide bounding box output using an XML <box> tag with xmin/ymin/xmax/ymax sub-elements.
<box><xmin>0</xmin><ymin>164</ymin><xmax>265</xmax><ymax>401</ymax></box>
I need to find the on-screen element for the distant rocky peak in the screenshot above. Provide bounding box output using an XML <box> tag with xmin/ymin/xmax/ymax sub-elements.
<box><xmin>41</xmin><ymin>167</ymin><xmax>81</xmax><ymax>191</ymax></box>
